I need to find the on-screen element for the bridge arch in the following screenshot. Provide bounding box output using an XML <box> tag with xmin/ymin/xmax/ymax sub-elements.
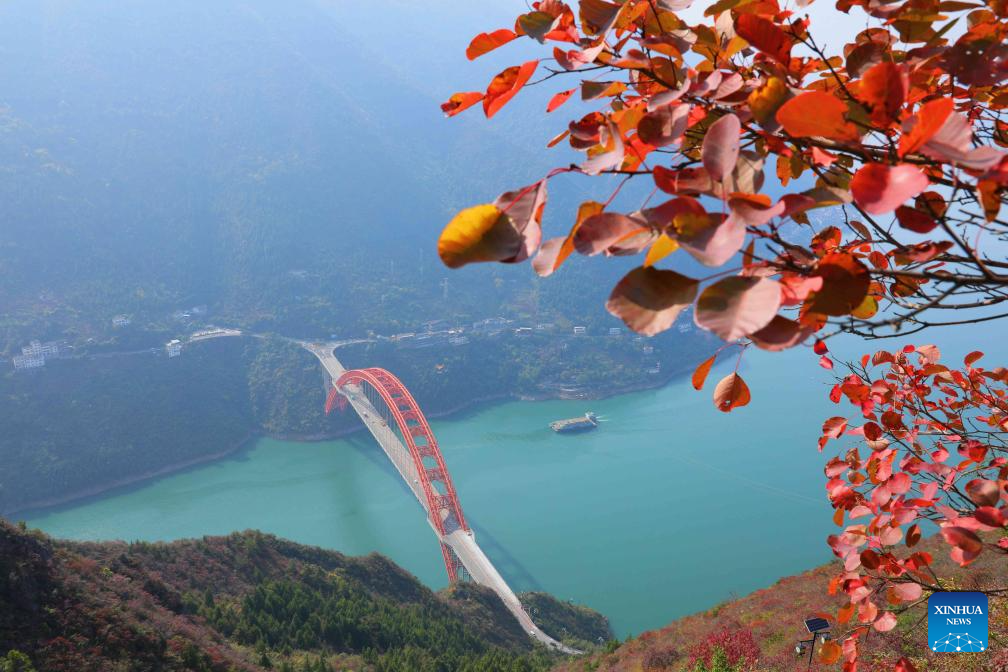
<box><xmin>326</xmin><ymin>367</ymin><xmax>469</xmax><ymax>581</ymax></box>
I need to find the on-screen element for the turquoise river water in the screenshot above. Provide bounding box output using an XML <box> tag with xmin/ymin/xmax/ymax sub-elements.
<box><xmin>24</xmin><ymin>345</ymin><xmax>845</xmax><ymax>638</ymax></box>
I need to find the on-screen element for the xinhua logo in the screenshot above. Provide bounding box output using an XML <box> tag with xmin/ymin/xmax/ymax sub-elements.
<box><xmin>928</xmin><ymin>591</ymin><xmax>988</xmax><ymax>653</ymax></box>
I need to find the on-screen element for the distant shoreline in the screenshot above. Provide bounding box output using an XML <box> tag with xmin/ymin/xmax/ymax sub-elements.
<box><xmin>9</xmin><ymin>367</ymin><xmax>690</xmax><ymax>518</ymax></box>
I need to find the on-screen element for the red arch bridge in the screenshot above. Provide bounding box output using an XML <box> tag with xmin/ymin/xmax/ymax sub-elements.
<box><xmin>307</xmin><ymin>343</ymin><xmax>576</xmax><ymax>653</ymax></box>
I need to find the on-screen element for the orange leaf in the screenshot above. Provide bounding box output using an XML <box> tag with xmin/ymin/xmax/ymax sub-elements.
<box><xmin>466</xmin><ymin>29</ymin><xmax>518</xmax><ymax>60</ymax></box>
<box><xmin>441</xmin><ymin>92</ymin><xmax>484</xmax><ymax>117</ymax></box>
<box><xmin>899</xmin><ymin>98</ymin><xmax>954</xmax><ymax>157</ymax></box>
<box><xmin>735</xmin><ymin>14</ymin><xmax>792</xmax><ymax>68</ymax></box>
<box><xmin>776</xmin><ymin>92</ymin><xmax>860</xmax><ymax>142</ymax></box>
<box><xmin>808</xmin><ymin>252</ymin><xmax>871</xmax><ymax>316</ymax></box>
<box><xmin>818</xmin><ymin>640</ymin><xmax>842</xmax><ymax>664</ymax></box>
<box><xmin>713</xmin><ymin>373</ymin><xmax>751</xmax><ymax>412</ymax></box>
<box><xmin>547</xmin><ymin>88</ymin><xmax>576</xmax><ymax>113</ymax></box>
<box><xmin>484</xmin><ymin>60</ymin><xmax>539</xmax><ymax>119</ymax></box>
<box><xmin>692</xmin><ymin>354</ymin><xmax>716</xmax><ymax>391</ymax></box>
<box><xmin>857</xmin><ymin>62</ymin><xmax>907</xmax><ymax>127</ymax></box>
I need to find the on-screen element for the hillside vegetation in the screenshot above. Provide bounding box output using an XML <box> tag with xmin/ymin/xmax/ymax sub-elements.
<box><xmin>556</xmin><ymin>533</ymin><xmax>1007</xmax><ymax>672</ymax></box>
<box><xmin>0</xmin><ymin>520</ymin><xmax>610</xmax><ymax>672</ymax></box>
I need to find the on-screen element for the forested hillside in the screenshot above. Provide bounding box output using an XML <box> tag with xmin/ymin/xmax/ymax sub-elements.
<box><xmin>1</xmin><ymin>325</ymin><xmax>714</xmax><ymax>514</ymax></box>
<box><xmin>0</xmin><ymin>0</ymin><xmax>639</xmax><ymax>354</ymax></box>
<box><xmin>0</xmin><ymin>520</ymin><xmax>609</xmax><ymax>672</ymax></box>
<box><xmin>556</xmin><ymin>532</ymin><xmax>1008</xmax><ymax>672</ymax></box>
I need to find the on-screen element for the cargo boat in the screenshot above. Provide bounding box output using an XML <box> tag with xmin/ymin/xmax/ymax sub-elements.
<box><xmin>550</xmin><ymin>412</ymin><xmax>598</xmax><ymax>434</ymax></box>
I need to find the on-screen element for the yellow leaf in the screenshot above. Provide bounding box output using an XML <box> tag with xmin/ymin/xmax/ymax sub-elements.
<box><xmin>748</xmin><ymin>77</ymin><xmax>789</xmax><ymax>125</ymax></box>
<box><xmin>644</xmin><ymin>234</ymin><xmax>679</xmax><ymax>267</ymax></box>
<box><xmin>438</xmin><ymin>204</ymin><xmax>521</xmax><ymax>268</ymax></box>
<box><xmin>852</xmin><ymin>294</ymin><xmax>879</xmax><ymax>319</ymax></box>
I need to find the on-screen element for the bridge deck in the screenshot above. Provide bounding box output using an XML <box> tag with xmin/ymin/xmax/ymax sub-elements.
<box><xmin>306</xmin><ymin>344</ymin><xmax>577</xmax><ymax>654</ymax></box>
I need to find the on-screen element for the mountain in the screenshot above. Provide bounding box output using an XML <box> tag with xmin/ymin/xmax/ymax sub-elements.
<box><xmin>0</xmin><ymin>520</ymin><xmax>609</xmax><ymax>672</ymax></box>
<box><xmin>555</xmin><ymin>533</ymin><xmax>1008</xmax><ymax>672</ymax></box>
<box><xmin>0</xmin><ymin>0</ymin><xmax>636</xmax><ymax>350</ymax></box>
<box><xmin>0</xmin><ymin>0</ymin><xmax>719</xmax><ymax>516</ymax></box>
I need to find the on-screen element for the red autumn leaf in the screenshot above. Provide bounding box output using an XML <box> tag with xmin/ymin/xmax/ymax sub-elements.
<box><xmin>637</xmin><ymin>104</ymin><xmax>690</xmax><ymax>147</ymax></box>
<box><xmin>893</xmin><ymin>241</ymin><xmax>953</xmax><ymax>264</ymax></box>
<box><xmin>857</xmin><ymin>61</ymin><xmax>907</xmax><ymax>127</ymax></box>
<box><xmin>573</xmin><ymin>213</ymin><xmax>648</xmax><ymax>256</ymax></box>
<box><xmin>899</xmin><ymin>98</ymin><xmax>954</xmax><ymax>157</ymax></box>
<box><xmin>676</xmin><ymin>213</ymin><xmax>746</xmax><ymax>267</ymax></box>
<box><xmin>941</xmin><ymin>526</ymin><xmax>983</xmax><ymax>556</ymax></box>
<box><xmin>695</xmin><ymin>276</ymin><xmax>782</xmax><ymax>341</ymax></box>
<box><xmin>776</xmin><ymin>92</ymin><xmax>860</xmax><ymax>142</ymax></box>
<box><xmin>546</xmin><ymin>88</ymin><xmax>575</xmax><ymax>113</ymax></box>
<box><xmin>965</xmin><ymin>350</ymin><xmax>984</xmax><ymax>367</ymax></box>
<box><xmin>653</xmin><ymin>166</ymin><xmax>714</xmax><ymax>195</ymax></box>
<box><xmin>974</xmin><ymin>506</ymin><xmax>1006</xmax><ymax>527</ymax></box>
<box><xmin>906</xmin><ymin>524</ymin><xmax>921</xmax><ymax>547</ymax></box>
<box><xmin>860</xmin><ymin>548</ymin><xmax>881</xmax><ymax>569</ymax></box>
<box><xmin>965</xmin><ymin>478</ymin><xmax>1001</xmax><ymax>507</ymax></box>
<box><xmin>466</xmin><ymin>29</ymin><xmax>518</xmax><ymax>60</ymax></box>
<box><xmin>851</xmin><ymin>163</ymin><xmax>929</xmax><ymax>214</ymax></box>
<box><xmin>533</xmin><ymin>200</ymin><xmax>603</xmax><ymax>277</ymax></box>
<box><xmin>895</xmin><ymin>205</ymin><xmax>937</xmax><ymax>233</ymax></box>
<box><xmin>605</xmin><ymin>267</ymin><xmax>699</xmax><ymax>336</ymax></box>
<box><xmin>701</xmin><ymin>113</ymin><xmax>741</xmax><ymax>182</ymax></box>
<box><xmin>581</xmin><ymin>121</ymin><xmax>626</xmax><ymax>175</ymax></box>
<box><xmin>441</xmin><ymin>92</ymin><xmax>484</xmax><ymax>117</ymax></box>
<box><xmin>735</xmin><ymin>14</ymin><xmax>792</xmax><ymax>67</ymax></box>
<box><xmin>873</xmin><ymin>611</ymin><xmax>898</xmax><ymax>632</ymax></box>
<box><xmin>490</xmin><ymin>180</ymin><xmax>548</xmax><ymax>264</ymax></box>
<box><xmin>692</xmin><ymin>354</ymin><xmax>716</xmax><ymax>390</ymax></box>
<box><xmin>531</xmin><ymin>237</ymin><xmax>565</xmax><ymax>277</ymax></box>
<box><xmin>749</xmin><ymin>315</ymin><xmax>813</xmax><ymax>351</ymax></box>
<box><xmin>483</xmin><ymin>60</ymin><xmax>538</xmax><ymax>118</ymax></box>
<box><xmin>713</xmin><ymin>372</ymin><xmax>751</xmax><ymax>412</ymax></box>
<box><xmin>814</xmin><ymin>339</ymin><xmax>828</xmax><ymax>355</ymax></box>
<box><xmin>918</xmin><ymin>109</ymin><xmax>1005</xmax><ymax>170</ymax></box>
<box><xmin>823</xmin><ymin>416</ymin><xmax>848</xmax><ymax>439</ymax></box>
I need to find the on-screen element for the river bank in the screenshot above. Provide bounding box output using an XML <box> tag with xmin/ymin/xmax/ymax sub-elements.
<box><xmin>4</xmin><ymin>433</ymin><xmax>256</xmax><ymax>518</ymax></box>
<box><xmin>7</xmin><ymin>365</ymin><xmax>693</xmax><ymax>519</ymax></box>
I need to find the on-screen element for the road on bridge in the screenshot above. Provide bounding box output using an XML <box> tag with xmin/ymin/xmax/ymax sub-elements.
<box><xmin>304</xmin><ymin>342</ymin><xmax>578</xmax><ymax>655</ymax></box>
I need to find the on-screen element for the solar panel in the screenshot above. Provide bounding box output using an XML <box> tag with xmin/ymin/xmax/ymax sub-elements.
<box><xmin>805</xmin><ymin>618</ymin><xmax>830</xmax><ymax>633</ymax></box>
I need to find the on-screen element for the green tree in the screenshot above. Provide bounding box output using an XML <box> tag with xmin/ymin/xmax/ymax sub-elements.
<box><xmin>0</xmin><ymin>651</ymin><xmax>36</xmax><ymax>672</ymax></box>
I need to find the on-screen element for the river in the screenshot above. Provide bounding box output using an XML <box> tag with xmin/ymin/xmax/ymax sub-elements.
<box><xmin>24</xmin><ymin>343</ymin><xmax>853</xmax><ymax>638</ymax></box>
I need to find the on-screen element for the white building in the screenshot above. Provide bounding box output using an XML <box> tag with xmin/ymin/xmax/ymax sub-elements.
<box><xmin>22</xmin><ymin>340</ymin><xmax>61</xmax><ymax>359</ymax></box>
<box><xmin>166</xmin><ymin>339</ymin><xmax>183</xmax><ymax>358</ymax></box>
<box><xmin>608</xmin><ymin>327</ymin><xmax>621</xmax><ymax>337</ymax></box>
<box><xmin>12</xmin><ymin>354</ymin><xmax>45</xmax><ymax>371</ymax></box>
<box><xmin>112</xmin><ymin>315</ymin><xmax>131</xmax><ymax>328</ymax></box>
<box><xmin>448</xmin><ymin>335</ymin><xmax>469</xmax><ymax>346</ymax></box>
<box><xmin>573</xmin><ymin>326</ymin><xmax>586</xmax><ymax>335</ymax></box>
